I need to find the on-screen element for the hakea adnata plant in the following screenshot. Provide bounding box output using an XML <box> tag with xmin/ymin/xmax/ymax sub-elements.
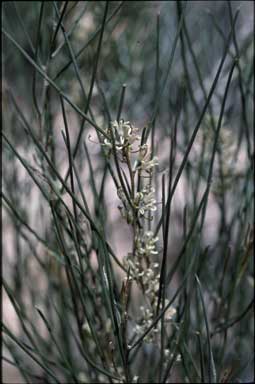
<box><xmin>98</xmin><ymin>120</ymin><xmax>177</xmax><ymax>347</ymax></box>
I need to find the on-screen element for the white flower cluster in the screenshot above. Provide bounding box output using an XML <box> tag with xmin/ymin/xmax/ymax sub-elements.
<box><xmin>135</xmin><ymin>231</ymin><xmax>159</xmax><ymax>258</ymax></box>
<box><xmin>118</xmin><ymin>185</ymin><xmax>157</xmax><ymax>224</ymax></box>
<box><xmin>164</xmin><ymin>349</ymin><xmax>181</xmax><ymax>362</ymax></box>
<box><xmin>134</xmin><ymin>299</ymin><xmax>177</xmax><ymax>344</ymax></box>
<box><xmin>103</xmin><ymin>122</ymin><xmax>159</xmax><ymax>224</ymax></box>
<box><xmin>102</xmin><ymin>120</ymin><xmax>158</xmax><ymax>171</ymax></box>
<box><xmin>123</xmin><ymin>245</ymin><xmax>160</xmax><ymax>304</ymax></box>
<box><xmin>103</xmin><ymin>121</ymin><xmax>162</xmax><ymax>343</ymax></box>
<box><xmin>133</xmin><ymin>185</ymin><xmax>157</xmax><ymax>217</ymax></box>
<box><xmin>135</xmin><ymin>306</ymin><xmax>156</xmax><ymax>343</ymax></box>
<box><xmin>99</xmin><ymin>120</ymin><xmax>176</xmax><ymax>350</ymax></box>
<box><xmin>103</xmin><ymin>120</ymin><xmax>140</xmax><ymax>152</ymax></box>
<box><xmin>124</xmin><ymin>231</ymin><xmax>162</xmax><ymax>310</ymax></box>
<box><xmin>135</xmin><ymin>143</ymin><xmax>159</xmax><ymax>173</ymax></box>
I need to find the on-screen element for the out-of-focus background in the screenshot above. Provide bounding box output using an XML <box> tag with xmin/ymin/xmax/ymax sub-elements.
<box><xmin>2</xmin><ymin>1</ymin><xmax>254</xmax><ymax>383</ymax></box>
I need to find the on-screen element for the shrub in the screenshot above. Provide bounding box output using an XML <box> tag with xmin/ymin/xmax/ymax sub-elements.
<box><xmin>2</xmin><ymin>1</ymin><xmax>254</xmax><ymax>383</ymax></box>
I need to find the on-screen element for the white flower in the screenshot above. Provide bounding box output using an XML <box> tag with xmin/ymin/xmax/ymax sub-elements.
<box><xmin>164</xmin><ymin>306</ymin><xmax>177</xmax><ymax>321</ymax></box>
<box><xmin>176</xmin><ymin>354</ymin><xmax>181</xmax><ymax>362</ymax></box>
<box><xmin>103</xmin><ymin>120</ymin><xmax>140</xmax><ymax>151</ymax></box>
<box><xmin>135</xmin><ymin>324</ymin><xmax>142</xmax><ymax>334</ymax></box>
<box><xmin>138</xmin><ymin>144</ymin><xmax>149</xmax><ymax>160</ymax></box>
<box><xmin>139</xmin><ymin>156</ymin><xmax>158</xmax><ymax>172</ymax></box>
<box><xmin>142</xmin><ymin>190</ymin><xmax>157</xmax><ymax>212</ymax></box>
<box><xmin>82</xmin><ymin>321</ymin><xmax>91</xmax><ymax>336</ymax></box>
<box><xmin>163</xmin><ymin>352</ymin><xmax>181</xmax><ymax>362</ymax></box>
<box><xmin>133</xmin><ymin>188</ymin><xmax>157</xmax><ymax>217</ymax></box>
<box><xmin>135</xmin><ymin>144</ymin><xmax>159</xmax><ymax>172</ymax></box>
<box><xmin>78</xmin><ymin>372</ymin><xmax>88</xmax><ymax>383</ymax></box>
<box><xmin>136</xmin><ymin>231</ymin><xmax>159</xmax><ymax>257</ymax></box>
